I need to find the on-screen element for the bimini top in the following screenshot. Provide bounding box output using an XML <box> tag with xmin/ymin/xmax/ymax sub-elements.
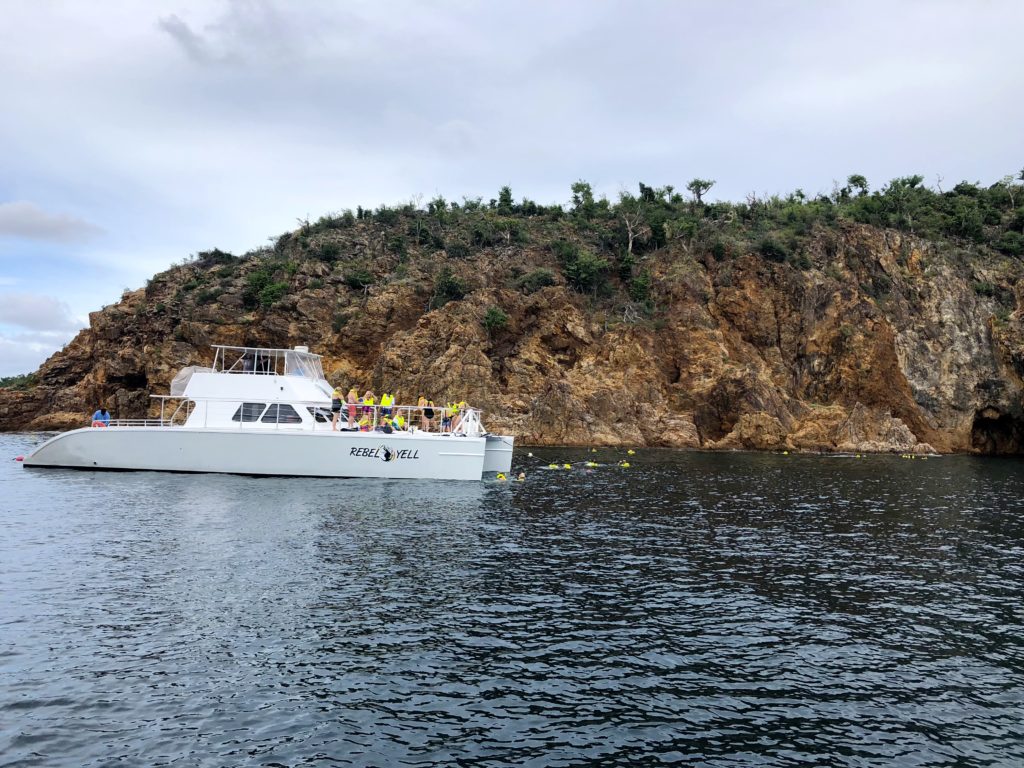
<box><xmin>211</xmin><ymin>345</ymin><xmax>326</xmax><ymax>381</ymax></box>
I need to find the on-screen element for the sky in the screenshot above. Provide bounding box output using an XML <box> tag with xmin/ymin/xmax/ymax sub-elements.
<box><xmin>1</xmin><ymin>0</ymin><xmax>1022</xmax><ymax>376</ymax></box>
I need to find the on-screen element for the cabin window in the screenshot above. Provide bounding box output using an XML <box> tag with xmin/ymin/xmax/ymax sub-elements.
<box><xmin>232</xmin><ymin>402</ymin><xmax>266</xmax><ymax>422</ymax></box>
<box><xmin>307</xmin><ymin>406</ymin><xmax>332</xmax><ymax>423</ymax></box>
<box><xmin>262</xmin><ymin>404</ymin><xmax>303</xmax><ymax>424</ymax></box>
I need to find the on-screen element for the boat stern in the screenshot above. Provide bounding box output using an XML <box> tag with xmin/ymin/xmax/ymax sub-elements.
<box><xmin>483</xmin><ymin>434</ymin><xmax>514</xmax><ymax>473</ymax></box>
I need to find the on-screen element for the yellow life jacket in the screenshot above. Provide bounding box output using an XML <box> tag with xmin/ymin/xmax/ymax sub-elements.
<box><xmin>381</xmin><ymin>393</ymin><xmax>393</xmax><ymax>407</ymax></box>
<box><xmin>363</xmin><ymin>395</ymin><xmax>376</xmax><ymax>405</ymax></box>
<box><xmin>394</xmin><ymin>414</ymin><xmax>405</xmax><ymax>428</ymax></box>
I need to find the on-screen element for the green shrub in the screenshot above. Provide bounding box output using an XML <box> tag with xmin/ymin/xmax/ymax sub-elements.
<box><xmin>343</xmin><ymin>267</ymin><xmax>374</xmax><ymax>290</ymax></box>
<box><xmin>445</xmin><ymin>241</ymin><xmax>472</xmax><ymax>259</ymax></box>
<box><xmin>316</xmin><ymin>242</ymin><xmax>342</xmax><ymax>262</ymax></box>
<box><xmin>994</xmin><ymin>231</ymin><xmax>1024</xmax><ymax>256</ymax></box>
<box><xmin>516</xmin><ymin>268</ymin><xmax>557</xmax><ymax>294</ymax></box>
<box><xmin>430</xmin><ymin>266</ymin><xmax>467</xmax><ymax>309</ymax></box>
<box><xmin>629</xmin><ymin>271</ymin><xmax>652</xmax><ymax>302</ymax></box>
<box><xmin>973</xmin><ymin>281</ymin><xmax>996</xmax><ymax>297</ymax></box>
<box><xmin>388</xmin><ymin>234</ymin><xmax>407</xmax><ymax>256</ymax></box>
<box><xmin>195</xmin><ymin>248</ymin><xmax>238</xmax><ymax>267</ymax></box>
<box><xmin>308</xmin><ymin>278</ymin><xmax>324</xmax><ymax>290</ymax></box>
<box><xmin>564</xmin><ymin>249</ymin><xmax>610</xmax><ymax>293</ymax></box>
<box><xmin>789</xmin><ymin>251</ymin><xmax>812</xmax><ymax>270</ymax></box>
<box><xmin>759</xmin><ymin>238</ymin><xmax>788</xmax><ymax>263</ymax></box>
<box><xmin>482</xmin><ymin>305</ymin><xmax>509</xmax><ymax>335</ymax></box>
<box><xmin>259</xmin><ymin>281</ymin><xmax>289</xmax><ymax>307</ymax></box>
<box><xmin>243</xmin><ymin>265</ymin><xmax>280</xmax><ymax>309</ymax></box>
<box><xmin>0</xmin><ymin>372</ymin><xmax>37</xmax><ymax>390</ymax></box>
<box><xmin>332</xmin><ymin>313</ymin><xmax>350</xmax><ymax>332</ymax></box>
<box><xmin>195</xmin><ymin>287</ymin><xmax>222</xmax><ymax>305</ymax></box>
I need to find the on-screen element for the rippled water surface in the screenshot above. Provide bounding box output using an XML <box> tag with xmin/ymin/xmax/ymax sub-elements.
<box><xmin>3</xmin><ymin>434</ymin><xmax>1024</xmax><ymax>767</ymax></box>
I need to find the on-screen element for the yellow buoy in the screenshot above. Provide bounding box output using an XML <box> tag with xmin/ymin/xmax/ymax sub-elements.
<box><xmin>627</xmin><ymin>449</ymin><xmax>636</xmax><ymax>455</ymax></box>
<box><xmin>585</xmin><ymin>461</ymin><xmax>597</xmax><ymax>467</ymax></box>
<box><xmin>782</xmin><ymin>451</ymin><xmax>789</xmax><ymax>455</ymax></box>
<box><xmin>620</xmin><ymin>461</ymin><xmax>630</xmax><ymax>468</ymax></box>
<box><xmin>496</xmin><ymin>473</ymin><xmax>506</xmax><ymax>481</ymax></box>
<box><xmin>548</xmin><ymin>463</ymin><xmax>558</xmax><ymax>469</ymax></box>
<box><xmin>591</xmin><ymin>448</ymin><xmax>597</xmax><ymax>453</ymax></box>
<box><xmin>563</xmin><ymin>463</ymin><xmax>571</xmax><ymax>469</ymax></box>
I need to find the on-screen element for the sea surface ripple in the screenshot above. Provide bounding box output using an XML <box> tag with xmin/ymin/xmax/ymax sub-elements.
<box><xmin>3</xmin><ymin>434</ymin><xmax>1024</xmax><ymax>766</ymax></box>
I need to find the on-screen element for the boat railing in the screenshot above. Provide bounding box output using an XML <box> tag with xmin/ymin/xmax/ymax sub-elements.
<box><xmin>94</xmin><ymin>396</ymin><xmax>487</xmax><ymax>436</ymax></box>
<box><xmin>106</xmin><ymin>418</ymin><xmax>179</xmax><ymax>428</ymax></box>
<box><xmin>210</xmin><ymin>345</ymin><xmax>325</xmax><ymax>381</ymax></box>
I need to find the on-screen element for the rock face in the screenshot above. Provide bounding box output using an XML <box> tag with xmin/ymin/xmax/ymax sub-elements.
<box><xmin>3</xmin><ymin>221</ymin><xmax>1022</xmax><ymax>454</ymax></box>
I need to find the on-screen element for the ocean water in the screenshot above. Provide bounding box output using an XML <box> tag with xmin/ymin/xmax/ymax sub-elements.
<box><xmin>2</xmin><ymin>433</ymin><xmax>1024</xmax><ymax>767</ymax></box>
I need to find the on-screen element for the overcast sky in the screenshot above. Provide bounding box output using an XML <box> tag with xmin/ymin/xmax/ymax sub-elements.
<box><xmin>1</xmin><ymin>0</ymin><xmax>1022</xmax><ymax>376</ymax></box>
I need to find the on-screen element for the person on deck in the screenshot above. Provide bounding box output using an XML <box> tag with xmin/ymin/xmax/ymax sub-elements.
<box><xmin>92</xmin><ymin>407</ymin><xmax>110</xmax><ymax>426</ymax></box>
<box><xmin>362</xmin><ymin>390</ymin><xmax>376</xmax><ymax>424</ymax></box>
<box><xmin>417</xmin><ymin>396</ymin><xmax>431</xmax><ymax>431</ymax></box>
<box><xmin>331</xmin><ymin>388</ymin><xmax>343</xmax><ymax>431</ymax></box>
<box><xmin>380</xmin><ymin>392</ymin><xmax>394</xmax><ymax>417</ymax></box>
<box><xmin>346</xmin><ymin>388</ymin><xmax>359</xmax><ymax>428</ymax></box>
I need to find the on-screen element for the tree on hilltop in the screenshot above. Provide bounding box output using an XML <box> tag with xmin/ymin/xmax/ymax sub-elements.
<box><xmin>686</xmin><ymin>178</ymin><xmax>715</xmax><ymax>204</ymax></box>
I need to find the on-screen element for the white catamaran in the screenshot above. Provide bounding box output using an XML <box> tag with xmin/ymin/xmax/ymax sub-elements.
<box><xmin>22</xmin><ymin>345</ymin><xmax>515</xmax><ymax>481</ymax></box>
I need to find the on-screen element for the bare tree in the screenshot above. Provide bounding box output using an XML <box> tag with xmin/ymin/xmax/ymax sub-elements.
<box><xmin>622</xmin><ymin>203</ymin><xmax>648</xmax><ymax>257</ymax></box>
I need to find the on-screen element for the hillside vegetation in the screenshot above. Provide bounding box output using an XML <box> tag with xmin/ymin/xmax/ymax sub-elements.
<box><xmin>2</xmin><ymin>172</ymin><xmax>1023</xmax><ymax>454</ymax></box>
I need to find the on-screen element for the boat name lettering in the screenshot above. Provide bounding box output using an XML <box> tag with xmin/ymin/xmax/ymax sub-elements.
<box><xmin>349</xmin><ymin>446</ymin><xmax>420</xmax><ymax>461</ymax></box>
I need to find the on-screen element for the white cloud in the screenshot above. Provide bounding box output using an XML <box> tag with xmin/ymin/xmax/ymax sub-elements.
<box><xmin>0</xmin><ymin>201</ymin><xmax>103</xmax><ymax>243</ymax></box>
<box><xmin>0</xmin><ymin>293</ymin><xmax>85</xmax><ymax>333</ymax></box>
<box><xmin>0</xmin><ymin>332</ymin><xmax>76</xmax><ymax>377</ymax></box>
<box><xmin>0</xmin><ymin>0</ymin><xmax>1022</xmax><ymax>374</ymax></box>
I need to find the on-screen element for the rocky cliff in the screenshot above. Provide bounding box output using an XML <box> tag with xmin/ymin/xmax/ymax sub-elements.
<box><xmin>2</xmin><ymin>209</ymin><xmax>1023</xmax><ymax>454</ymax></box>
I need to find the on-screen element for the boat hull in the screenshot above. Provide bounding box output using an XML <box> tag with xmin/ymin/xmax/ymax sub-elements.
<box><xmin>23</xmin><ymin>427</ymin><xmax>509</xmax><ymax>481</ymax></box>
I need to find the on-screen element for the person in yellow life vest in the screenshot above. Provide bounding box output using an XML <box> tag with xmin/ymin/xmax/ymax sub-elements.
<box><xmin>380</xmin><ymin>392</ymin><xmax>394</xmax><ymax>417</ymax></box>
<box><xmin>441</xmin><ymin>402</ymin><xmax>454</xmax><ymax>432</ymax></box>
<box><xmin>393</xmin><ymin>413</ymin><xmax>406</xmax><ymax>431</ymax></box>
<box><xmin>377</xmin><ymin>414</ymin><xmax>394</xmax><ymax>433</ymax></box>
<box><xmin>452</xmin><ymin>400</ymin><xmax>468</xmax><ymax>432</ymax></box>
<box><xmin>361</xmin><ymin>390</ymin><xmax>376</xmax><ymax>421</ymax></box>
<box><xmin>358</xmin><ymin>415</ymin><xmax>371</xmax><ymax>432</ymax></box>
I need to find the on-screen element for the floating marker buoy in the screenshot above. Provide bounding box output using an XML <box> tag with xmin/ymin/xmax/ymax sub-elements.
<box><xmin>782</xmin><ymin>451</ymin><xmax>789</xmax><ymax>455</ymax></box>
<box><xmin>528</xmin><ymin>452</ymin><xmax>534</xmax><ymax>458</ymax></box>
<box><xmin>548</xmin><ymin>463</ymin><xmax>558</xmax><ymax>469</ymax></box>
<box><xmin>15</xmin><ymin>455</ymin><xmax>24</xmax><ymax>462</ymax></box>
<box><xmin>585</xmin><ymin>461</ymin><xmax>598</xmax><ymax>467</ymax></box>
<box><xmin>562</xmin><ymin>463</ymin><xmax>571</xmax><ymax>469</ymax></box>
<box><xmin>591</xmin><ymin>448</ymin><xmax>597</xmax><ymax>453</ymax></box>
<box><xmin>627</xmin><ymin>449</ymin><xmax>635</xmax><ymax>455</ymax></box>
<box><xmin>619</xmin><ymin>461</ymin><xmax>630</xmax><ymax>468</ymax></box>
<box><xmin>496</xmin><ymin>473</ymin><xmax>506</xmax><ymax>481</ymax></box>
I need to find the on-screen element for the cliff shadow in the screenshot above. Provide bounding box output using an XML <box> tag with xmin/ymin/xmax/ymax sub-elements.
<box><xmin>971</xmin><ymin>407</ymin><xmax>1024</xmax><ymax>454</ymax></box>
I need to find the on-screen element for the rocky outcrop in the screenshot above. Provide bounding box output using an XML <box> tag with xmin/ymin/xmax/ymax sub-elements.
<box><xmin>3</xmin><ymin>221</ymin><xmax>1022</xmax><ymax>453</ymax></box>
